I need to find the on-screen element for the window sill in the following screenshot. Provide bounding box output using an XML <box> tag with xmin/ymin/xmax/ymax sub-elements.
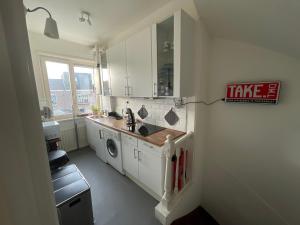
<box><xmin>53</xmin><ymin>114</ymin><xmax>91</xmax><ymax>122</ymax></box>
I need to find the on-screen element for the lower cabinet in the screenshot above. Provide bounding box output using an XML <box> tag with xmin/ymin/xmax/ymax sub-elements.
<box><xmin>121</xmin><ymin>133</ymin><xmax>165</xmax><ymax>198</ymax></box>
<box><xmin>122</xmin><ymin>139</ymin><xmax>139</xmax><ymax>179</ymax></box>
<box><xmin>86</xmin><ymin>121</ymin><xmax>165</xmax><ymax>198</ymax></box>
<box><xmin>138</xmin><ymin>140</ymin><xmax>164</xmax><ymax>197</ymax></box>
<box><xmin>85</xmin><ymin>118</ymin><xmax>93</xmax><ymax>147</ymax></box>
<box><xmin>85</xmin><ymin>118</ymin><xmax>106</xmax><ymax>162</ymax></box>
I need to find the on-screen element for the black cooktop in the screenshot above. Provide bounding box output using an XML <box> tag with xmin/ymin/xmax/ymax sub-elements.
<box><xmin>129</xmin><ymin>123</ymin><xmax>165</xmax><ymax>137</ymax></box>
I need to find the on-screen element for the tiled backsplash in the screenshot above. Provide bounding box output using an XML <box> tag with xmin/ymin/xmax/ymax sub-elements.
<box><xmin>110</xmin><ymin>97</ymin><xmax>187</xmax><ymax>132</ymax></box>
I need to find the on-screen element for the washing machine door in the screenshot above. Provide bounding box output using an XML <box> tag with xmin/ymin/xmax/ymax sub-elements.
<box><xmin>106</xmin><ymin>139</ymin><xmax>118</xmax><ymax>158</ymax></box>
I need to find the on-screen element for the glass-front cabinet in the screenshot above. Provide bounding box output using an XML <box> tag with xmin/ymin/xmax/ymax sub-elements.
<box><xmin>152</xmin><ymin>10</ymin><xmax>195</xmax><ymax>98</ymax></box>
<box><xmin>156</xmin><ymin>16</ymin><xmax>174</xmax><ymax>97</ymax></box>
<box><xmin>100</xmin><ymin>52</ymin><xmax>111</xmax><ymax>96</ymax></box>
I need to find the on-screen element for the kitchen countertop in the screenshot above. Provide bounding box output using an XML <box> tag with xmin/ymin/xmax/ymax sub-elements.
<box><xmin>86</xmin><ymin>115</ymin><xmax>186</xmax><ymax>147</ymax></box>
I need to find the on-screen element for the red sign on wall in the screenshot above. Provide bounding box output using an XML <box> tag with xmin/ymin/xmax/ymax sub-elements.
<box><xmin>225</xmin><ymin>81</ymin><xmax>280</xmax><ymax>104</ymax></box>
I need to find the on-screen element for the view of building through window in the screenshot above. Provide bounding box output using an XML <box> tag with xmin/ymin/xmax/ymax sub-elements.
<box><xmin>45</xmin><ymin>61</ymin><xmax>73</xmax><ymax>116</ymax></box>
<box><xmin>45</xmin><ymin>60</ymin><xmax>96</xmax><ymax>117</ymax></box>
<box><xmin>74</xmin><ymin>66</ymin><xmax>96</xmax><ymax>114</ymax></box>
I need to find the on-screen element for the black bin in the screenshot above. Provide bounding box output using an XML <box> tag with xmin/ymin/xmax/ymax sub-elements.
<box><xmin>52</xmin><ymin>164</ymin><xmax>94</xmax><ymax>225</ymax></box>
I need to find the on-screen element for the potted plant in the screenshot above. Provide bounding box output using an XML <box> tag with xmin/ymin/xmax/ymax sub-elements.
<box><xmin>91</xmin><ymin>105</ymin><xmax>100</xmax><ymax>115</ymax></box>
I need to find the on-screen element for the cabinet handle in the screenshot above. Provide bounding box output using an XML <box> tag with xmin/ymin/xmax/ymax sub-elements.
<box><xmin>99</xmin><ymin>130</ymin><xmax>102</xmax><ymax>139</ymax></box>
<box><xmin>137</xmin><ymin>151</ymin><xmax>141</xmax><ymax>161</ymax></box>
<box><xmin>153</xmin><ymin>83</ymin><xmax>157</xmax><ymax>96</ymax></box>
<box><xmin>133</xmin><ymin>148</ymin><xmax>137</xmax><ymax>159</ymax></box>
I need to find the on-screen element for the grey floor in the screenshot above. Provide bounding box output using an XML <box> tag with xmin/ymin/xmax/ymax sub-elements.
<box><xmin>68</xmin><ymin>147</ymin><xmax>161</xmax><ymax>225</ymax></box>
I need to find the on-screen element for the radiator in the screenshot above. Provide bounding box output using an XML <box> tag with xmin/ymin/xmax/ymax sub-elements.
<box><xmin>60</xmin><ymin>124</ymin><xmax>88</xmax><ymax>152</ymax></box>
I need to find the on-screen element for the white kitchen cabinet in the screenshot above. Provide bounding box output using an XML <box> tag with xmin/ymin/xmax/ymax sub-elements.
<box><xmin>121</xmin><ymin>133</ymin><xmax>165</xmax><ymax>198</ymax></box>
<box><xmin>152</xmin><ymin>9</ymin><xmax>195</xmax><ymax>97</ymax></box>
<box><xmin>100</xmin><ymin>53</ymin><xmax>111</xmax><ymax>96</ymax></box>
<box><xmin>85</xmin><ymin>118</ymin><xmax>106</xmax><ymax>162</ymax></box>
<box><xmin>126</xmin><ymin>27</ymin><xmax>152</xmax><ymax>97</ymax></box>
<box><xmin>85</xmin><ymin>118</ymin><xmax>93</xmax><ymax>147</ymax></box>
<box><xmin>121</xmin><ymin>134</ymin><xmax>139</xmax><ymax>179</ymax></box>
<box><xmin>94</xmin><ymin>123</ymin><xmax>106</xmax><ymax>162</ymax></box>
<box><xmin>107</xmin><ymin>41</ymin><xmax>128</xmax><ymax>97</ymax></box>
<box><xmin>104</xmin><ymin>10</ymin><xmax>194</xmax><ymax>98</ymax></box>
<box><xmin>86</xmin><ymin>118</ymin><xmax>98</xmax><ymax>150</ymax></box>
<box><xmin>138</xmin><ymin>140</ymin><xmax>165</xmax><ymax>197</ymax></box>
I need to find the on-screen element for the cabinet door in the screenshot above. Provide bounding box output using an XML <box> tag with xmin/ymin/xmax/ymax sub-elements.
<box><xmin>86</xmin><ymin>119</ymin><xmax>98</xmax><ymax>151</ymax></box>
<box><xmin>122</xmin><ymin>143</ymin><xmax>139</xmax><ymax>179</ymax></box>
<box><xmin>100</xmin><ymin>52</ymin><xmax>111</xmax><ymax>96</ymax></box>
<box><xmin>94</xmin><ymin>124</ymin><xmax>106</xmax><ymax>162</ymax></box>
<box><xmin>85</xmin><ymin>119</ymin><xmax>93</xmax><ymax>147</ymax></box>
<box><xmin>138</xmin><ymin>143</ymin><xmax>163</xmax><ymax>196</ymax></box>
<box><xmin>153</xmin><ymin>16</ymin><xmax>174</xmax><ymax>97</ymax></box>
<box><xmin>107</xmin><ymin>41</ymin><xmax>128</xmax><ymax>97</ymax></box>
<box><xmin>90</xmin><ymin>121</ymin><xmax>100</xmax><ymax>150</ymax></box>
<box><xmin>153</xmin><ymin>10</ymin><xmax>194</xmax><ymax>97</ymax></box>
<box><xmin>126</xmin><ymin>27</ymin><xmax>152</xmax><ymax>97</ymax></box>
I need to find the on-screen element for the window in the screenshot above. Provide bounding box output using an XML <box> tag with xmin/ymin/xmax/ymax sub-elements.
<box><xmin>41</xmin><ymin>56</ymin><xmax>98</xmax><ymax>118</ymax></box>
<box><xmin>45</xmin><ymin>61</ymin><xmax>73</xmax><ymax>116</ymax></box>
<box><xmin>74</xmin><ymin>66</ymin><xmax>97</xmax><ymax>114</ymax></box>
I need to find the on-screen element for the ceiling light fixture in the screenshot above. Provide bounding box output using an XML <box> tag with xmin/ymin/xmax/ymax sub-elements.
<box><xmin>79</xmin><ymin>11</ymin><xmax>92</xmax><ymax>26</ymax></box>
<box><xmin>25</xmin><ymin>6</ymin><xmax>59</xmax><ymax>39</ymax></box>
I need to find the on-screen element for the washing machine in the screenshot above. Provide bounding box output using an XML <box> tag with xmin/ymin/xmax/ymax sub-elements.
<box><xmin>102</xmin><ymin>127</ymin><xmax>124</xmax><ymax>174</ymax></box>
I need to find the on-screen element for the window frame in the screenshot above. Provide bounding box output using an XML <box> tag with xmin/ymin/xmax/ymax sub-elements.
<box><xmin>39</xmin><ymin>54</ymin><xmax>98</xmax><ymax>120</ymax></box>
<box><xmin>73</xmin><ymin>63</ymin><xmax>99</xmax><ymax>115</ymax></box>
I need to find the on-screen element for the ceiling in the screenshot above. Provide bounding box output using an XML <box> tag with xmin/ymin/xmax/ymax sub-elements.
<box><xmin>24</xmin><ymin>0</ymin><xmax>171</xmax><ymax>46</ymax></box>
<box><xmin>24</xmin><ymin>0</ymin><xmax>300</xmax><ymax>58</ymax></box>
<box><xmin>195</xmin><ymin>0</ymin><xmax>300</xmax><ymax>58</ymax></box>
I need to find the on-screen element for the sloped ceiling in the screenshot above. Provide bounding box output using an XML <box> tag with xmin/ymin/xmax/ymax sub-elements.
<box><xmin>195</xmin><ymin>0</ymin><xmax>300</xmax><ymax>58</ymax></box>
<box><xmin>24</xmin><ymin>0</ymin><xmax>171</xmax><ymax>45</ymax></box>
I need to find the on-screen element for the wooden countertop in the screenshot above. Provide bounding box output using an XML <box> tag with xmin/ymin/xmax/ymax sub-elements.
<box><xmin>86</xmin><ymin>116</ymin><xmax>186</xmax><ymax>147</ymax></box>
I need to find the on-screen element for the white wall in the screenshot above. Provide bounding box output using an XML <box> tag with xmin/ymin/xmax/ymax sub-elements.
<box><xmin>28</xmin><ymin>31</ymin><xmax>94</xmax><ymax>107</ymax></box>
<box><xmin>203</xmin><ymin>38</ymin><xmax>300</xmax><ymax>225</ymax></box>
<box><xmin>28</xmin><ymin>32</ymin><xmax>94</xmax><ymax>151</ymax></box>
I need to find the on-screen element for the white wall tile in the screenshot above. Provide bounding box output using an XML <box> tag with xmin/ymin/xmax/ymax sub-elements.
<box><xmin>110</xmin><ymin>97</ymin><xmax>187</xmax><ymax>132</ymax></box>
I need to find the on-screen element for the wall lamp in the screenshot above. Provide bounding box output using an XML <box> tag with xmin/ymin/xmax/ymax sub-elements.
<box><xmin>25</xmin><ymin>6</ymin><xmax>59</xmax><ymax>39</ymax></box>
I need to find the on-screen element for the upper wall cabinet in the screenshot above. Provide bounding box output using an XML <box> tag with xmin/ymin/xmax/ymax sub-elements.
<box><xmin>126</xmin><ymin>27</ymin><xmax>152</xmax><ymax>97</ymax></box>
<box><xmin>105</xmin><ymin>9</ymin><xmax>195</xmax><ymax>98</ymax></box>
<box><xmin>107</xmin><ymin>41</ymin><xmax>128</xmax><ymax>97</ymax></box>
<box><xmin>152</xmin><ymin>10</ymin><xmax>195</xmax><ymax>97</ymax></box>
<box><xmin>107</xmin><ymin>28</ymin><xmax>152</xmax><ymax>97</ymax></box>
